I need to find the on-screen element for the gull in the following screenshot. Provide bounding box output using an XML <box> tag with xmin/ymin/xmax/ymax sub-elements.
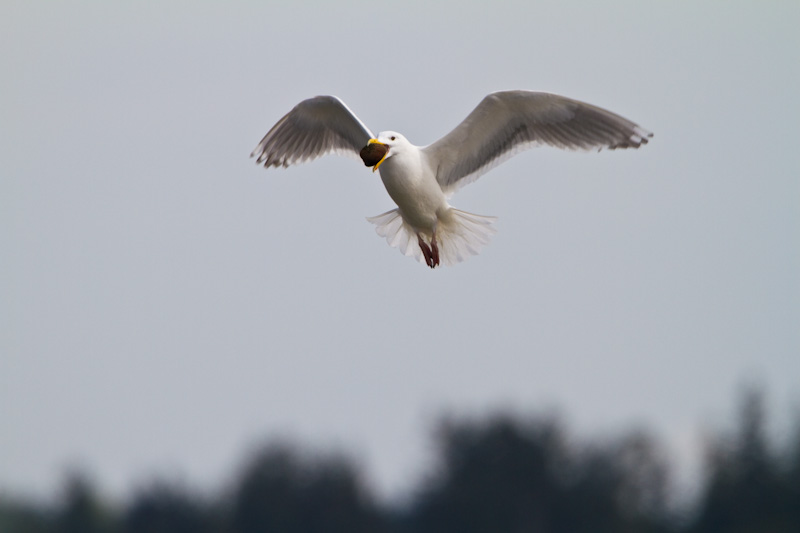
<box><xmin>251</xmin><ymin>91</ymin><xmax>652</xmax><ymax>268</ymax></box>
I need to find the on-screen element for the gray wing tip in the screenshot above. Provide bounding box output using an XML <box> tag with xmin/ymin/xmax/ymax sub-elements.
<box><xmin>606</xmin><ymin>126</ymin><xmax>654</xmax><ymax>151</ymax></box>
<box><xmin>251</xmin><ymin>145</ymin><xmax>291</xmax><ymax>168</ymax></box>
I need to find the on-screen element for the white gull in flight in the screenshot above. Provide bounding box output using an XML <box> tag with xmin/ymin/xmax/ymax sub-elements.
<box><xmin>251</xmin><ymin>91</ymin><xmax>652</xmax><ymax>268</ymax></box>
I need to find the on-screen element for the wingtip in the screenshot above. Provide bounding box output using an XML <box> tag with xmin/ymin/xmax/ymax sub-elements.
<box><xmin>608</xmin><ymin>126</ymin><xmax>653</xmax><ymax>150</ymax></box>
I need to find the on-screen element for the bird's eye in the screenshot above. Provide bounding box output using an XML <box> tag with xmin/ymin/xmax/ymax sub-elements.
<box><xmin>390</xmin><ymin>136</ymin><xmax>396</xmax><ymax>141</ymax></box>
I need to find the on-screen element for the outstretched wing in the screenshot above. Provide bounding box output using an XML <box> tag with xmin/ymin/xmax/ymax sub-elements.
<box><xmin>251</xmin><ymin>95</ymin><xmax>374</xmax><ymax>168</ymax></box>
<box><xmin>423</xmin><ymin>91</ymin><xmax>652</xmax><ymax>193</ymax></box>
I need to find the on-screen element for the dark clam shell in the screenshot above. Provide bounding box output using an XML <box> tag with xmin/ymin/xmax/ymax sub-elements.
<box><xmin>359</xmin><ymin>142</ymin><xmax>388</xmax><ymax>167</ymax></box>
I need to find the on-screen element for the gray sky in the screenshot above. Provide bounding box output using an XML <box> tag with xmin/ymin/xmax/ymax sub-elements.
<box><xmin>2</xmin><ymin>0</ymin><xmax>799</xmax><ymax>503</ymax></box>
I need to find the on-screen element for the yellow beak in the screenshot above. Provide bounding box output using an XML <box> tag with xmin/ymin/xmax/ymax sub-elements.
<box><xmin>368</xmin><ymin>138</ymin><xmax>389</xmax><ymax>173</ymax></box>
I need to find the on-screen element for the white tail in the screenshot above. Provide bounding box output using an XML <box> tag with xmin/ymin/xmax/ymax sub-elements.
<box><xmin>366</xmin><ymin>208</ymin><xmax>497</xmax><ymax>266</ymax></box>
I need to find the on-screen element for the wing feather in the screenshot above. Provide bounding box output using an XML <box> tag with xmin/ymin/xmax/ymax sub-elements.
<box><xmin>251</xmin><ymin>95</ymin><xmax>374</xmax><ymax>168</ymax></box>
<box><xmin>422</xmin><ymin>91</ymin><xmax>653</xmax><ymax>193</ymax></box>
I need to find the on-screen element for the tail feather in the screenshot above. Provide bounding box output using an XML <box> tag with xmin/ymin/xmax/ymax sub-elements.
<box><xmin>366</xmin><ymin>208</ymin><xmax>497</xmax><ymax>266</ymax></box>
<box><xmin>366</xmin><ymin>209</ymin><xmax>420</xmax><ymax>261</ymax></box>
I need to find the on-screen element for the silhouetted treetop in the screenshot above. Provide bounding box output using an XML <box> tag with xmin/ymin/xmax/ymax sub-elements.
<box><xmin>229</xmin><ymin>443</ymin><xmax>381</xmax><ymax>533</ymax></box>
<box><xmin>411</xmin><ymin>414</ymin><xmax>671</xmax><ymax>533</ymax></box>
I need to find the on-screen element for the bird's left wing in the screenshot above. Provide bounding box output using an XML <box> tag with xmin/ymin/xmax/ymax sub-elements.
<box><xmin>251</xmin><ymin>95</ymin><xmax>374</xmax><ymax>168</ymax></box>
<box><xmin>422</xmin><ymin>91</ymin><xmax>652</xmax><ymax>194</ymax></box>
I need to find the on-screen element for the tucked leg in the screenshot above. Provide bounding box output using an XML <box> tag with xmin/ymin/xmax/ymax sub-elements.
<box><xmin>430</xmin><ymin>230</ymin><xmax>440</xmax><ymax>267</ymax></box>
<box><xmin>418</xmin><ymin>234</ymin><xmax>435</xmax><ymax>268</ymax></box>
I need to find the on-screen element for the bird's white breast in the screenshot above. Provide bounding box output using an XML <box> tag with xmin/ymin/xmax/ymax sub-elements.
<box><xmin>378</xmin><ymin>148</ymin><xmax>448</xmax><ymax>231</ymax></box>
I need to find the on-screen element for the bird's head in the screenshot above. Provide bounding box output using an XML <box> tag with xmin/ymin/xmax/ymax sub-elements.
<box><xmin>360</xmin><ymin>131</ymin><xmax>407</xmax><ymax>172</ymax></box>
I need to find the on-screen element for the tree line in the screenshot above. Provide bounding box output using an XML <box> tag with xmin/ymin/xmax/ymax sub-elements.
<box><xmin>1</xmin><ymin>388</ymin><xmax>798</xmax><ymax>532</ymax></box>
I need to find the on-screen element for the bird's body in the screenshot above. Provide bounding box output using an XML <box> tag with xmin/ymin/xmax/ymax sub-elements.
<box><xmin>376</xmin><ymin>134</ymin><xmax>444</xmax><ymax>230</ymax></box>
<box><xmin>251</xmin><ymin>91</ymin><xmax>652</xmax><ymax>268</ymax></box>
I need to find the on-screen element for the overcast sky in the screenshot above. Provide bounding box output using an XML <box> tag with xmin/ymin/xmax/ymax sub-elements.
<box><xmin>2</xmin><ymin>0</ymin><xmax>799</xmax><ymax>503</ymax></box>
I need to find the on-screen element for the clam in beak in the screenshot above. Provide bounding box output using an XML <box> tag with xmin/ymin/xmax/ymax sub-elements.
<box><xmin>360</xmin><ymin>139</ymin><xmax>389</xmax><ymax>172</ymax></box>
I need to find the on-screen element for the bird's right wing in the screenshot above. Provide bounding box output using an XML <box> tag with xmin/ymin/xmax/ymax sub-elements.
<box><xmin>251</xmin><ymin>95</ymin><xmax>374</xmax><ymax>168</ymax></box>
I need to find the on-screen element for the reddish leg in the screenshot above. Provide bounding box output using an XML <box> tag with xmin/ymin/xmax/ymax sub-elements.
<box><xmin>418</xmin><ymin>234</ymin><xmax>435</xmax><ymax>268</ymax></box>
<box><xmin>430</xmin><ymin>231</ymin><xmax>440</xmax><ymax>267</ymax></box>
